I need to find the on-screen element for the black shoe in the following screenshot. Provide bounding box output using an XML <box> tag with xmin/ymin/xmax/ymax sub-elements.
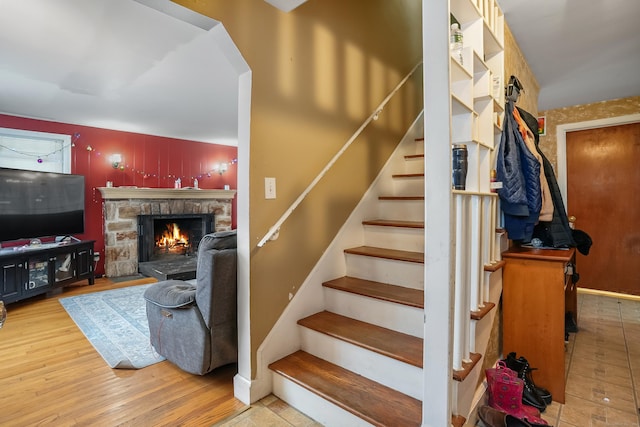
<box><xmin>565</xmin><ymin>311</ymin><xmax>578</xmax><ymax>333</ymax></box>
<box><xmin>503</xmin><ymin>352</ymin><xmax>550</xmax><ymax>410</ymax></box>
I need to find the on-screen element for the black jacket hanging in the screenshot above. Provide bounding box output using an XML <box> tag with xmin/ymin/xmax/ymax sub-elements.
<box><xmin>516</xmin><ymin>107</ymin><xmax>576</xmax><ymax>248</ymax></box>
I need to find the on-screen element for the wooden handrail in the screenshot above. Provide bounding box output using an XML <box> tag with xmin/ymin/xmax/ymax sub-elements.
<box><xmin>257</xmin><ymin>61</ymin><xmax>423</xmax><ymax>247</ymax></box>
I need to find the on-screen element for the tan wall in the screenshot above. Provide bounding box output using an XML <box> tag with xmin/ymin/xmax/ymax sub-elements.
<box><xmin>539</xmin><ymin>96</ymin><xmax>640</xmax><ymax>169</ymax></box>
<box><xmin>504</xmin><ymin>25</ymin><xmax>539</xmax><ymax>116</ymax></box>
<box><xmin>175</xmin><ymin>0</ymin><xmax>423</xmax><ymax>375</ymax></box>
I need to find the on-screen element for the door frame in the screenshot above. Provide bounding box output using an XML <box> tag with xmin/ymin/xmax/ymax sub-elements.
<box><xmin>556</xmin><ymin>113</ymin><xmax>640</xmax><ymax>207</ymax></box>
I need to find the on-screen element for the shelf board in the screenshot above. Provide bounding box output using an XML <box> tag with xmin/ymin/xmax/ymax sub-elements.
<box><xmin>451</xmin><ymin>0</ymin><xmax>482</xmax><ymax>23</ymax></box>
<box><xmin>452</xmin><ymin>94</ymin><xmax>473</xmax><ymax>115</ymax></box>
<box><xmin>483</xmin><ymin>21</ymin><xmax>503</xmax><ymax>55</ymax></box>
<box><xmin>473</xmin><ymin>51</ymin><xmax>489</xmax><ymax>73</ymax></box>
<box><xmin>452</xmin><ymin>189</ymin><xmax>499</xmax><ymax>197</ymax></box>
<box><xmin>474</xmin><ymin>93</ymin><xmax>492</xmax><ymax>103</ymax></box>
<box><xmin>477</xmin><ymin>139</ymin><xmax>494</xmax><ymax>149</ymax></box>
<box><xmin>451</xmin><ymin>56</ymin><xmax>473</xmax><ymax>82</ymax></box>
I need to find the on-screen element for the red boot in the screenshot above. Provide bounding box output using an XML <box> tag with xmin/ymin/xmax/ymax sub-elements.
<box><xmin>485</xmin><ymin>362</ymin><xmax>548</xmax><ymax>426</ymax></box>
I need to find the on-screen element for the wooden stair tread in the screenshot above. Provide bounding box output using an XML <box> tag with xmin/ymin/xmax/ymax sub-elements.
<box><xmin>484</xmin><ymin>259</ymin><xmax>506</xmax><ymax>272</ymax></box>
<box><xmin>452</xmin><ymin>352</ymin><xmax>482</xmax><ymax>382</ymax></box>
<box><xmin>269</xmin><ymin>350</ymin><xmax>422</xmax><ymax>427</ymax></box>
<box><xmin>378</xmin><ymin>195</ymin><xmax>424</xmax><ymax>200</ymax></box>
<box><xmin>323</xmin><ymin>276</ymin><xmax>423</xmax><ymax>308</ymax></box>
<box><xmin>362</xmin><ymin>219</ymin><xmax>424</xmax><ymax>229</ymax></box>
<box><xmin>451</xmin><ymin>415</ymin><xmax>466</xmax><ymax>427</ymax></box>
<box><xmin>298</xmin><ymin>311</ymin><xmax>423</xmax><ymax>367</ymax></box>
<box><xmin>471</xmin><ymin>301</ymin><xmax>496</xmax><ymax>320</ymax></box>
<box><xmin>344</xmin><ymin>246</ymin><xmax>424</xmax><ymax>264</ymax></box>
<box><xmin>392</xmin><ymin>173</ymin><xmax>424</xmax><ymax>178</ymax></box>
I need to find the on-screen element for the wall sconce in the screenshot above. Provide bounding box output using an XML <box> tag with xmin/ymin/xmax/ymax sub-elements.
<box><xmin>109</xmin><ymin>153</ymin><xmax>123</xmax><ymax>169</ymax></box>
<box><xmin>214</xmin><ymin>162</ymin><xmax>228</xmax><ymax>175</ymax></box>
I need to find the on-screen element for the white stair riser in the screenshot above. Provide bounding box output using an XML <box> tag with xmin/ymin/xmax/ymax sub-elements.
<box><xmin>402</xmin><ymin>157</ymin><xmax>425</xmax><ymax>175</ymax></box>
<box><xmin>272</xmin><ymin>373</ymin><xmax>373</xmax><ymax>427</ymax></box>
<box><xmin>377</xmin><ymin>199</ymin><xmax>424</xmax><ymax>222</ymax></box>
<box><xmin>345</xmin><ymin>253</ymin><xmax>424</xmax><ymax>289</ymax></box>
<box><xmin>392</xmin><ymin>177</ymin><xmax>425</xmax><ymax>194</ymax></box>
<box><xmin>324</xmin><ymin>287</ymin><xmax>424</xmax><ymax>338</ymax></box>
<box><xmin>300</xmin><ymin>328</ymin><xmax>423</xmax><ymax>400</ymax></box>
<box><xmin>363</xmin><ymin>225</ymin><xmax>424</xmax><ymax>252</ymax></box>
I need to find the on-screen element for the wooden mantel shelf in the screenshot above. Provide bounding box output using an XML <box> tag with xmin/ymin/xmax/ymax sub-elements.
<box><xmin>98</xmin><ymin>187</ymin><xmax>236</xmax><ymax>200</ymax></box>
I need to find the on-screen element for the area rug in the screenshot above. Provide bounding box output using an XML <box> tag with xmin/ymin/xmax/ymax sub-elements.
<box><xmin>59</xmin><ymin>282</ymin><xmax>165</xmax><ymax>369</ymax></box>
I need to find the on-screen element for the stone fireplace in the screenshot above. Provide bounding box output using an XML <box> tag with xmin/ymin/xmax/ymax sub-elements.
<box><xmin>138</xmin><ymin>213</ymin><xmax>214</xmax><ymax>261</ymax></box>
<box><xmin>137</xmin><ymin>213</ymin><xmax>214</xmax><ymax>280</ymax></box>
<box><xmin>98</xmin><ymin>187</ymin><xmax>235</xmax><ymax>278</ymax></box>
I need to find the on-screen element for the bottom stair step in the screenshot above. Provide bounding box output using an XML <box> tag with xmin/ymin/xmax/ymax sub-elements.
<box><xmin>269</xmin><ymin>350</ymin><xmax>421</xmax><ymax>427</ymax></box>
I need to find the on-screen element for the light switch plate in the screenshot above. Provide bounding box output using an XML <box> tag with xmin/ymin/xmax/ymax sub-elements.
<box><xmin>265</xmin><ymin>177</ymin><xmax>276</xmax><ymax>199</ymax></box>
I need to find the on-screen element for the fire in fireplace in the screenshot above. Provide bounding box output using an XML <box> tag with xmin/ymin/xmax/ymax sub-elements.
<box><xmin>156</xmin><ymin>222</ymin><xmax>190</xmax><ymax>255</ymax></box>
<box><xmin>138</xmin><ymin>214</ymin><xmax>214</xmax><ymax>262</ymax></box>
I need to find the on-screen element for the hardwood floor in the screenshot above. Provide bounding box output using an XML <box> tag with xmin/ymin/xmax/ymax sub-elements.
<box><xmin>0</xmin><ymin>277</ymin><xmax>246</xmax><ymax>427</ymax></box>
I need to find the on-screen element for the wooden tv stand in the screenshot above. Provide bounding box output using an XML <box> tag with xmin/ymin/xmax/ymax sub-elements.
<box><xmin>502</xmin><ymin>246</ymin><xmax>577</xmax><ymax>404</ymax></box>
<box><xmin>0</xmin><ymin>240</ymin><xmax>95</xmax><ymax>304</ymax></box>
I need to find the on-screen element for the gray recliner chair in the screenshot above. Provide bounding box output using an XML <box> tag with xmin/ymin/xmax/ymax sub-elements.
<box><xmin>143</xmin><ymin>230</ymin><xmax>237</xmax><ymax>375</ymax></box>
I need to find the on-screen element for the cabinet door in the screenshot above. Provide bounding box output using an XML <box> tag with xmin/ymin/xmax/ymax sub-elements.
<box><xmin>54</xmin><ymin>252</ymin><xmax>75</xmax><ymax>284</ymax></box>
<box><xmin>76</xmin><ymin>246</ymin><xmax>93</xmax><ymax>282</ymax></box>
<box><xmin>1</xmin><ymin>259</ymin><xmax>26</xmax><ymax>303</ymax></box>
<box><xmin>23</xmin><ymin>256</ymin><xmax>53</xmax><ymax>297</ymax></box>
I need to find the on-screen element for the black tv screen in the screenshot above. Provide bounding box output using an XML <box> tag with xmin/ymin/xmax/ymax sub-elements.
<box><xmin>0</xmin><ymin>168</ymin><xmax>85</xmax><ymax>242</ymax></box>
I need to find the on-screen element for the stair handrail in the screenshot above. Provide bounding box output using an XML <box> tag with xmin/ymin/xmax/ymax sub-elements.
<box><xmin>257</xmin><ymin>61</ymin><xmax>423</xmax><ymax>247</ymax></box>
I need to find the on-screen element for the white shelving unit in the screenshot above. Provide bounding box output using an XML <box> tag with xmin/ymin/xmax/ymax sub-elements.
<box><xmin>451</xmin><ymin>0</ymin><xmax>504</xmax><ymax>193</ymax></box>
<box><xmin>422</xmin><ymin>1</ymin><xmax>505</xmax><ymax>423</ymax></box>
<box><xmin>446</xmin><ymin>0</ymin><xmax>505</xmax><ymax>419</ymax></box>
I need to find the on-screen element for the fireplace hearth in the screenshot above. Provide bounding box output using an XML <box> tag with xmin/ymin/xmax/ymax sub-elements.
<box><xmin>138</xmin><ymin>213</ymin><xmax>214</xmax><ymax>280</ymax></box>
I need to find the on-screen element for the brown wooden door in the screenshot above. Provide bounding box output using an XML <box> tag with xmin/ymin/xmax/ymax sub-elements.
<box><xmin>566</xmin><ymin>122</ymin><xmax>640</xmax><ymax>296</ymax></box>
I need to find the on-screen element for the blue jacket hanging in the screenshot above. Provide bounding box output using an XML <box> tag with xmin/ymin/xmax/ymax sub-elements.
<box><xmin>496</xmin><ymin>100</ymin><xmax>541</xmax><ymax>242</ymax></box>
<box><xmin>516</xmin><ymin>106</ymin><xmax>576</xmax><ymax>248</ymax></box>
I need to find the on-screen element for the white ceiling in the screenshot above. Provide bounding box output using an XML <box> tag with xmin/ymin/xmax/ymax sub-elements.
<box><xmin>0</xmin><ymin>0</ymin><xmax>638</xmax><ymax>144</ymax></box>
<box><xmin>499</xmin><ymin>0</ymin><xmax>640</xmax><ymax>110</ymax></box>
<box><xmin>0</xmin><ymin>0</ymin><xmax>243</xmax><ymax>145</ymax></box>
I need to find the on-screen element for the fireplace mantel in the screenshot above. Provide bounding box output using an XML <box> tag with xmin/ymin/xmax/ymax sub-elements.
<box><xmin>98</xmin><ymin>187</ymin><xmax>236</xmax><ymax>200</ymax></box>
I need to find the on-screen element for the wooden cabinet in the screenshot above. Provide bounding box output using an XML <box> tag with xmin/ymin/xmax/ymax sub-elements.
<box><xmin>1</xmin><ymin>260</ymin><xmax>25</xmax><ymax>302</ymax></box>
<box><xmin>0</xmin><ymin>240</ymin><xmax>95</xmax><ymax>304</ymax></box>
<box><xmin>502</xmin><ymin>246</ymin><xmax>576</xmax><ymax>404</ymax></box>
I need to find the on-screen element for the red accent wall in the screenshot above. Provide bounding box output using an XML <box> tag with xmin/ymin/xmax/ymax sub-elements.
<box><xmin>0</xmin><ymin>114</ymin><xmax>237</xmax><ymax>276</ymax></box>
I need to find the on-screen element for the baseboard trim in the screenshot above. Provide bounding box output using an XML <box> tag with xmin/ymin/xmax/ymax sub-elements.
<box><xmin>233</xmin><ymin>372</ymin><xmax>272</xmax><ymax>405</ymax></box>
<box><xmin>577</xmin><ymin>287</ymin><xmax>640</xmax><ymax>302</ymax></box>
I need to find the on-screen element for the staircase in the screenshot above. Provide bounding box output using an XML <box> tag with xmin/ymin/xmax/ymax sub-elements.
<box><xmin>267</xmin><ymin>132</ymin><xmax>501</xmax><ymax>426</ymax></box>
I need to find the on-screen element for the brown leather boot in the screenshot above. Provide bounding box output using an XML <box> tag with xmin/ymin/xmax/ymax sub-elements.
<box><xmin>478</xmin><ymin>405</ymin><xmax>532</xmax><ymax>426</ymax></box>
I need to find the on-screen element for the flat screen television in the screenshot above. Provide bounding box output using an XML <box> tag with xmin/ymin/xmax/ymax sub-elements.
<box><xmin>0</xmin><ymin>168</ymin><xmax>85</xmax><ymax>242</ymax></box>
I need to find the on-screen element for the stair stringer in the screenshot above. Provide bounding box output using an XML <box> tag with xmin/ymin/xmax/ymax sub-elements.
<box><xmin>246</xmin><ymin>112</ymin><xmax>425</xmax><ymax>404</ymax></box>
<box><xmin>458</xmin><ymin>230</ymin><xmax>509</xmax><ymax>425</ymax></box>
<box><xmin>456</xmin><ymin>269</ymin><xmax>503</xmax><ymax>424</ymax></box>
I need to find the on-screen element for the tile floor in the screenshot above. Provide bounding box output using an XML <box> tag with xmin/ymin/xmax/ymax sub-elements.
<box><xmin>217</xmin><ymin>290</ymin><xmax>640</xmax><ymax>427</ymax></box>
<box><xmin>540</xmin><ymin>290</ymin><xmax>640</xmax><ymax>427</ymax></box>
